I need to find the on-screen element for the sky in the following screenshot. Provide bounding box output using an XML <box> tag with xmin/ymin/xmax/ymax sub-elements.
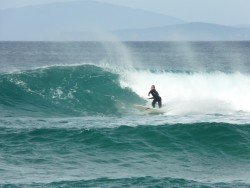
<box><xmin>0</xmin><ymin>0</ymin><xmax>250</xmax><ymax>26</ymax></box>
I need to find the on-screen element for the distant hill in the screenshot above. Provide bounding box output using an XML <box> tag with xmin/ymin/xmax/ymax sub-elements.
<box><xmin>0</xmin><ymin>0</ymin><xmax>183</xmax><ymax>40</ymax></box>
<box><xmin>113</xmin><ymin>22</ymin><xmax>250</xmax><ymax>41</ymax></box>
<box><xmin>1</xmin><ymin>1</ymin><xmax>250</xmax><ymax>41</ymax></box>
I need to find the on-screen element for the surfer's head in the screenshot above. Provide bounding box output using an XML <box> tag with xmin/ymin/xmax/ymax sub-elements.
<box><xmin>151</xmin><ymin>85</ymin><xmax>155</xmax><ymax>89</ymax></box>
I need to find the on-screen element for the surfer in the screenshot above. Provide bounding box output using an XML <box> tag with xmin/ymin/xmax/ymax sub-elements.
<box><xmin>148</xmin><ymin>85</ymin><xmax>162</xmax><ymax>108</ymax></box>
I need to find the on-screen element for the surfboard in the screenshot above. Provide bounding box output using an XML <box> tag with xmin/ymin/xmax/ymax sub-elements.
<box><xmin>134</xmin><ymin>104</ymin><xmax>165</xmax><ymax>115</ymax></box>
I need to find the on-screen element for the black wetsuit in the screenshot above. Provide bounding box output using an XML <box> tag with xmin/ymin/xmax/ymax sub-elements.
<box><xmin>148</xmin><ymin>89</ymin><xmax>162</xmax><ymax>108</ymax></box>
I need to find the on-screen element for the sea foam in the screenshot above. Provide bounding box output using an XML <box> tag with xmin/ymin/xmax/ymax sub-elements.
<box><xmin>120</xmin><ymin>70</ymin><xmax>250</xmax><ymax>115</ymax></box>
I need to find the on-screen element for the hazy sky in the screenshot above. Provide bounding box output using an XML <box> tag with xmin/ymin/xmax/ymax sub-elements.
<box><xmin>1</xmin><ymin>0</ymin><xmax>250</xmax><ymax>26</ymax></box>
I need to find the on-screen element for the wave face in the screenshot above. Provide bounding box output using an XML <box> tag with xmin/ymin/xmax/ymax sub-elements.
<box><xmin>0</xmin><ymin>65</ymin><xmax>143</xmax><ymax>117</ymax></box>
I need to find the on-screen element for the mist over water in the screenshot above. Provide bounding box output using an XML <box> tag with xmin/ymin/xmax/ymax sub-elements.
<box><xmin>0</xmin><ymin>41</ymin><xmax>250</xmax><ymax>187</ymax></box>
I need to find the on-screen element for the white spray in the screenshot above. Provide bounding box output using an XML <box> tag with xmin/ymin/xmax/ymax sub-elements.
<box><xmin>120</xmin><ymin>70</ymin><xmax>250</xmax><ymax>115</ymax></box>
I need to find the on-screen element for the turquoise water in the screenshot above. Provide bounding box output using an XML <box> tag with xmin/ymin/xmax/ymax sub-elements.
<box><xmin>0</xmin><ymin>42</ymin><xmax>250</xmax><ymax>187</ymax></box>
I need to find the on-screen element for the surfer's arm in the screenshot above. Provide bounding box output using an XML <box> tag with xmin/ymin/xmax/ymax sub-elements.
<box><xmin>148</xmin><ymin>97</ymin><xmax>154</xmax><ymax>99</ymax></box>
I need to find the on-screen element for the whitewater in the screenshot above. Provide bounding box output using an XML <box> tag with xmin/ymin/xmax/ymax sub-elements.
<box><xmin>0</xmin><ymin>41</ymin><xmax>250</xmax><ymax>187</ymax></box>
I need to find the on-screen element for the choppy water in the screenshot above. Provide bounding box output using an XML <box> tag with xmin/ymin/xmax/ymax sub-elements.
<box><xmin>0</xmin><ymin>42</ymin><xmax>250</xmax><ymax>187</ymax></box>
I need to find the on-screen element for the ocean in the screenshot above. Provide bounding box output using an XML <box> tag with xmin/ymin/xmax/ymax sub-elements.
<box><xmin>0</xmin><ymin>41</ymin><xmax>250</xmax><ymax>187</ymax></box>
